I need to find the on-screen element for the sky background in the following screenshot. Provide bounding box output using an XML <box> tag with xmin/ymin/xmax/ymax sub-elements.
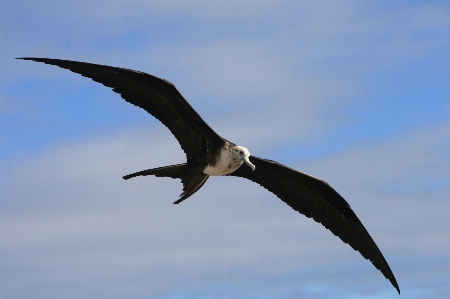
<box><xmin>1</xmin><ymin>1</ymin><xmax>449</xmax><ymax>299</ymax></box>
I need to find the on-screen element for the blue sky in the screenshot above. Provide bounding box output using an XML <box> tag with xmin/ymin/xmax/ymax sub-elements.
<box><xmin>1</xmin><ymin>1</ymin><xmax>449</xmax><ymax>299</ymax></box>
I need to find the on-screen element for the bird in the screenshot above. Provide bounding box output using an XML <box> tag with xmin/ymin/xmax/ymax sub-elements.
<box><xmin>18</xmin><ymin>57</ymin><xmax>400</xmax><ymax>294</ymax></box>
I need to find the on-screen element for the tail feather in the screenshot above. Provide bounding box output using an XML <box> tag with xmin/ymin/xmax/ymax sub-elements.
<box><xmin>174</xmin><ymin>175</ymin><xmax>209</xmax><ymax>204</ymax></box>
<box><xmin>123</xmin><ymin>164</ymin><xmax>209</xmax><ymax>203</ymax></box>
<box><xmin>123</xmin><ymin>164</ymin><xmax>186</xmax><ymax>180</ymax></box>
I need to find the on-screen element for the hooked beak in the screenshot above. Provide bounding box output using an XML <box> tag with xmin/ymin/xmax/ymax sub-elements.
<box><xmin>243</xmin><ymin>156</ymin><xmax>256</xmax><ymax>171</ymax></box>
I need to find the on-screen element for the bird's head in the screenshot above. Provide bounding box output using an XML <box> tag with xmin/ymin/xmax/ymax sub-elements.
<box><xmin>235</xmin><ymin>146</ymin><xmax>255</xmax><ymax>171</ymax></box>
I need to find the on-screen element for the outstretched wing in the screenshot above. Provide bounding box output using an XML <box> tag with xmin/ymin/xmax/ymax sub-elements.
<box><xmin>229</xmin><ymin>156</ymin><xmax>400</xmax><ymax>294</ymax></box>
<box><xmin>18</xmin><ymin>58</ymin><xmax>225</xmax><ymax>162</ymax></box>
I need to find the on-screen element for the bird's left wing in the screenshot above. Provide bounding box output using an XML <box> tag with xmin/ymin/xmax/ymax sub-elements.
<box><xmin>17</xmin><ymin>58</ymin><xmax>225</xmax><ymax>162</ymax></box>
<box><xmin>228</xmin><ymin>156</ymin><xmax>400</xmax><ymax>294</ymax></box>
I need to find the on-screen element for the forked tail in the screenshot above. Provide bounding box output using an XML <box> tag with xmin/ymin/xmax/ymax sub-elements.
<box><xmin>123</xmin><ymin>163</ymin><xmax>186</xmax><ymax>180</ymax></box>
<box><xmin>123</xmin><ymin>164</ymin><xmax>209</xmax><ymax>204</ymax></box>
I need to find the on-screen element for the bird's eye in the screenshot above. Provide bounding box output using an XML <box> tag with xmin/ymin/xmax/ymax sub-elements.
<box><xmin>239</xmin><ymin>150</ymin><xmax>244</xmax><ymax>155</ymax></box>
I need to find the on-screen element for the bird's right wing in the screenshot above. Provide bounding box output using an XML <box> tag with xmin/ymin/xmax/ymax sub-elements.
<box><xmin>18</xmin><ymin>58</ymin><xmax>225</xmax><ymax>162</ymax></box>
<box><xmin>228</xmin><ymin>156</ymin><xmax>400</xmax><ymax>294</ymax></box>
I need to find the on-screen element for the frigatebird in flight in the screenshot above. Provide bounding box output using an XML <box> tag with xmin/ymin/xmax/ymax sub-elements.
<box><xmin>18</xmin><ymin>57</ymin><xmax>400</xmax><ymax>293</ymax></box>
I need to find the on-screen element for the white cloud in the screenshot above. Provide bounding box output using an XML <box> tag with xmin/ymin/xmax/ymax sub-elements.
<box><xmin>2</xmin><ymin>117</ymin><xmax>448</xmax><ymax>298</ymax></box>
<box><xmin>5</xmin><ymin>0</ymin><xmax>448</xmax><ymax>151</ymax></box>
<box><xmin>1</xmin><ymin>1</ymin><xmax>449</xmax><ymax>298</ymax></box>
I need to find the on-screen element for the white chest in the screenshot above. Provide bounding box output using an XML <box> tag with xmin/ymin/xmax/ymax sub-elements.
<box><xmin>203</xmin><ymin>148</ymin><xmax>243</xmax><ymax>176</ymax></box>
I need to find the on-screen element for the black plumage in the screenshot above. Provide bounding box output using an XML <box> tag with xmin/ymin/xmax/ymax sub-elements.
<box><xmin>18</xmin><ymin>57</ymin><xmax>400</xmax><ymax>294</ymax></box>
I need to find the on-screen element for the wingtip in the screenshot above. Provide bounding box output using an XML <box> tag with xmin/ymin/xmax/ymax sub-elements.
<box><xmin>389</xmin><ymin>276</ymin><xmax>400</xmax><ymax>295</ymax></box>
<box><xmin>16</xmin><ymin>57</ymin><xmax>54</xmax><ymax>63</ymax></box>
<box><xmin>388</xmin><ymin>269</ymin><xmax>400</xmax><ymax>294</ymax></box>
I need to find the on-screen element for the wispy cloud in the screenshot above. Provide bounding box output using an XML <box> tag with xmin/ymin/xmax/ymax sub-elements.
<box><xmin>2</xmin><ymin>117</ymin><xmax>449</xmax><ymax>298</ymax></box>
<box><xmin>1</xmin><ymin>1</ymin><xmax>449</xmax><ymax>299</ymax></box>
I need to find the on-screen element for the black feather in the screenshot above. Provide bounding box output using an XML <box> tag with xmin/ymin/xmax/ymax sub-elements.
<box><xmin>19</xmin><ymin>57</ymin><xmax>399</xmax><ymax>294</ymax></box>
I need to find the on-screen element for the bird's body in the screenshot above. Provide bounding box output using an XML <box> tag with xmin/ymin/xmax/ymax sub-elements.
<box><xmin>19</xmin><ymin>57</ymin><xmax>400</xmax><ymax>294</ymax></box>
<box><xmin>203</xmin><ymin>145</ymin><xmax>253</xmax><ymax>176</ymax></box>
